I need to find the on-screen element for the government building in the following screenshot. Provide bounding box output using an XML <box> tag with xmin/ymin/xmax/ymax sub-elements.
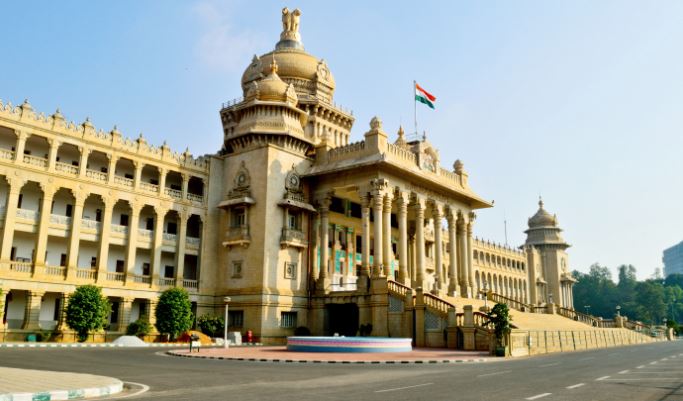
<box><xmin>0</xmin><ymin>9</ymin><xmax>577</xmax><ymax>345</ymax></box>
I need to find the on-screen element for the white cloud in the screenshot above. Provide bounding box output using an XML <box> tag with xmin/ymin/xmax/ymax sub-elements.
<box><xmin>193</xmin><ymin>1</ymin><xmax>267</xmax><ymax>72</ymax></box>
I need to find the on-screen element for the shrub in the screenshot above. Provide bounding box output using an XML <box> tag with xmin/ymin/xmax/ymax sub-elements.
<box><xmin>359</xmin><ymin>323</ymin><xmax>373</xmax><ymax>337</ymax></box>
<box><xmin>294</xmin><ymin>326</ymin><xmax>311</xmax><ymax>336</ymax></box>
<box><xmin>126</xmin><ymin>319</ymin><xmax>152</xmax><ymax>338</ymax></box>
<box><xmin>155</xmin><ymin>287</ymin><xmax>193</xmax><ymax>340</ymax></box>
<box><xmin>66</xmin><ymin>285</ymin><xmax>111</xmax><ymax>342</ymax></box>
<box><xmin>485</xmin><ymin>303</ymin><xmax>511</xmax><ymax>348</ymax></box>
<box><xmin>197</xmin><ymin>314</ymin><xmax>224</xmax><ymax>337</ymax></box>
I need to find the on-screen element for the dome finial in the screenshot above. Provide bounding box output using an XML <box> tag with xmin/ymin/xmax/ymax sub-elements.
<box><xmin>538</xmin><ymin>196</ymin><xmax>544</xmax><ymax>209</ymax></box>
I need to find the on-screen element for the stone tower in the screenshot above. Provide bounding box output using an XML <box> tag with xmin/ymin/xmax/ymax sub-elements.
<box><xmin>524</xmin><ymin>199</ymin><xmax>575</xmax><ymax>308</ymax></box>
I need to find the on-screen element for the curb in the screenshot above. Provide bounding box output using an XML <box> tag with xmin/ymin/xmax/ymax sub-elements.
<box><xmin>0</xmin><ymin>342</ymin><xmax>263</xmax><ymax>349</ymax></box>
<box><xmin>0</xmin><ymin>380</ymin><xmax>123</xmax><ymax>401</ymax></box>
<box><xmin>165</xmin><ymin>350</ymin><xmax>490</xmax><ymax>364</ymax></box>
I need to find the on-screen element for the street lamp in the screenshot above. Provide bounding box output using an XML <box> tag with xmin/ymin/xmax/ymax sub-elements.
<box><xmin>223</xmin><ymin>296</ymin><xmax>231</xmax><ymax>349</ymax></box>
<box><xmin>482</xmin><ymin>279</ymin><xmax>489</xmax><ymax>309</ymax></box>
<box><xmin>584</xmin><ymin>305</ymin><xmax>591</xmax><ymax>315</ymax></box>
<box><xmin>616</xmin><ymin>305</ymin><xmax>621</xmax><ymax>317</ymax></box>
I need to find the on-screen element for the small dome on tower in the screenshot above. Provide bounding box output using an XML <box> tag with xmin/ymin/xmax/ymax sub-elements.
<box><xmin>251</xmin><ymin>58</ymin><xmax>298</xmax><ymax>104</ymax></box>
<box><xmin>528</xmin><ymin>198</ymin><xmax>558</xmax><ymax>228</ymax></box>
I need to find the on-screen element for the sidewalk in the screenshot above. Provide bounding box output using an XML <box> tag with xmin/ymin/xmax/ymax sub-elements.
<box><xmin>0</xmin><ymin>367</ymin><xmax>123</xmax><ymax>401</ymax></box>
<box><xmin>169</xmin><ymin>346</ymin><xmax>494</xmax><ymax>364</ymax></box>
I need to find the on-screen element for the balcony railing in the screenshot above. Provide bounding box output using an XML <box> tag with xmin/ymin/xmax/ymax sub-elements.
<box><xmin>183</xmin><ymin>279</ymin><xmax>198</xmax><ymax>289</ymax></box>
<box><xmin>106</xmin><ymin>272</ymin><xmax>126</xmax><ymax>282</ymax></box>
<box><xmin>16</xmin><ymin>208</ymin><xmax>39</xmax><ymax>222</ymax></box>
<box><xmin>186</xmin><ymin>237</ymin><xmax>200</xmax><ymax>248</ymax></box>
<box><xmin>140</xmin><ymin>182</ymin><xmax>159</xmax><ymax>193</ymax></box>
<box><xmin>224</xmin><ymin>226</ymin><xmax>250</xmax><ymax>245</ymax></box>
<box><xmin>9</xmin><ymin>261</ymin><xmax>32</xmax><ymax>273</ymax></box>
<box><xmin>23</xmin><ymin>154</ymin><xmax>48</xmax><ymax>168</ymax></box>
<box><xmin>55</xmin><ymin>162</ymin><xmax>78</xmax><ymax>175</ymax></box>
<box><xmin>0</xmin><ymin>148</ymin><xmax>14</xmax><ymax>160</ymax></box>
<box><xmin>76</xmin><ymin>268</ymin><xmax>97</xmax><ymax>280</ymax></box>
<box><xmin>49</xmin><ymin>214</ymin><xmax>71</xmax><ymax>226</ymax></box>
<box><xmin>164</xmin><ymin>188</ymin><xmax>182</xmax><ymax>199</ymax></box>
<box><xmin>85</xmin><ymin>169</ymin><xmax>108</xmax><ymax>182</ymax></box>
<box><xmin>81</xmin><ymin>219</ymin><xmax>101</xmax><ymax>230</ymax></box>
<box><xmin>131</xmin><ymin>274</ymin><xmax>152</xmax><ymax>284</ymax></box>
<box><xmin>158</xmin><ymin>277</ymin><xmax>176</xmax><ymax>287</ymax></box>
<box><xmin>44</xmin><ymin>265</ymin><xmax>66</xmax><ymax>277</ymax></box>
<box><xmin>114</xmin><ymin>175</ymin><xmax>134</xmax><ymax>187</ymax></box>
<box><xmin>138</xmin><ymin>229</ymin><xmax>153</xmax><ymax>239</ymax></box>
<box><xmin>187</xmin><ymin>193</ymin><xmax>203</xmax><ymax>203</ymax></box>
<box><xmin>111</xmin><ymin>224</ymin><xmax>128</xmax><ymax>235</ymax></box>
<box><xmin>163</xmin><ymin>233</ymin><xmax>177</xmax><ymax>241</ymax></box>
<box><xmin>280</xmin><ymin>227</ymin><xmax>307</xmax><ymax>248</ymax></box>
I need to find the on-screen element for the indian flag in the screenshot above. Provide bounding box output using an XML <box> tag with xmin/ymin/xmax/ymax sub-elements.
<box><xmin>415</xmin><ymin>82</ymin><xmax>436</xmax><ymax>109</ymax></box>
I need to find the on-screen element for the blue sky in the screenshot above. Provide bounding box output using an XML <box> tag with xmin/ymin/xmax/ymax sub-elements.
<box><xmin>2</xmin><ymin>1</ymin><xmax>682</xmax><ymax>280</ymax></box>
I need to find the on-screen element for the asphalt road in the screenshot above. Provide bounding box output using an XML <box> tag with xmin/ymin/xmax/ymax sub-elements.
<box><xmin>1</xmin><ymin>341</ymin><xmax>682</xmax><ymax>400</ymax></box>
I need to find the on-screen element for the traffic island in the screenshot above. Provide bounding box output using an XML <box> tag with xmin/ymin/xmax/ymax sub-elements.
<box><xmin>0</xmin><ymin>367</ymin><xmax>123</xmax><ymax>401</ymax></box>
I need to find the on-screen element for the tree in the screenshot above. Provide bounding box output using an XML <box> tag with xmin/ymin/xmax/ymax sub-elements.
<box><xmin>197</xmin><ymin>314</ymin><xmax>224</xmax><ymax>337</ymax></box>
<box><xmin>155</xmin><ymin>287</ymin><xmax>193</xmax><ymax>340</ymax></box>
<box><xmin>485</xmin><ymin>303</ymin><xmax>511</xmax><ymax>350</ymax></box>
<box><xmin>126</xmin><ymin>319</ymin><xmax>152</xmax><ymax>338</ymax></box>
<box><xmin>66</xmin><ymin>285</ymin><xmax>111</xmax><ymax>342</ymax></box>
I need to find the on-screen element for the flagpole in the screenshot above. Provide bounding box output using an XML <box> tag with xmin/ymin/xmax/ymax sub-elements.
<box><xmin>413</xmin><ymin>80</ymin><xmax>418</xmax><ymax>136</ymax></box>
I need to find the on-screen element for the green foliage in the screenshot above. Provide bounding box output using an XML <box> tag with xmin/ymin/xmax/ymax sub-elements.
<box><xmin>485</xmin><ymin>303</ymin><xmax>511</xmax><ymax>346</ymax></box>
<box><xmin>155</xmin><ymin>287</ymin><xmax>193</xmax><ymax>340</ymax></box>
<box><xmin>66</xmin><ymin>285</ymin><xmax>111</xmax><ymax>342</ymax></box>
<box><xmin>126</xmin><ymin>319</ymin><xmax>152</xmax><ymax>338</ymax></box>
<box><xmin>197</xmin><ymin>314</ymin><xmax>224</xmax><ymax>337</ymax></box>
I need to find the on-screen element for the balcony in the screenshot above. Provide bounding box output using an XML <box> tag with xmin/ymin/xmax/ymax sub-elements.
<box><xmin>106</xmin><ymin>272</ymin><xmax>125</xmax><ymax>282</ymax></box>
<box><xmin>8</xmin><ymin>261</ymin><xmax>32</xmax><ymax>274</ymax></box>
<box><xmin>49</xmin><ymin>214</ymin><xmax>72</xmax><ymax>226</ymax></box>
<box><xmin>75</xmin><ymin>268</ymin><xmax>97</xmax><ymax>280</ymax></box>
<box><xmin>85</xmin><ymin>169</ymin><xmax>107</xmax><ymax>182</ymax></box>
<box><xmin>81</xmin><ymin>219</ymin><xmax>101</xmax><ymax>230</ymax></box>
<box><xmin>165</xmin><ymin>188</ymin><xmax>182</xmax><ymax>200</ymax></box>
<box><xmin>139</xmin><ymin>182</ymin><xmax>159</xmax><ymax>193</ymax></box>
<box><xmin>158</xmin><ymin>277</ymin><xmax>176</xmax><ymax>287</ymax></box>
<box><xmin>55</xmin><ymin>161</ymin><xmax>78</xmax><ymax>176</ymax></box>
<box><xmin>113</xmin><ymin>175</ymin><xmax>133</xmax><ymax>188</ymax></box>
<box><xmin>110</xmin><ymin>224</ymin><xmax>128</xmax><ymax>235</ymax></box>
<box><xmin>187</xmin><ymin>193</ymin><xmax>203</xmax><ymax>203</ymax></box>
<box><xmin>183</xmin><ymin>279</ymin><xmax>198</xmax><ymax>290</ymax></box>
<box><xmin>223</xmin><ymin>226</ymin><xmax>250</xmax><ymax>248</ymax></box>
<box><xmin>0</xmin><ymin>148</ymin><xmax>14</xmax><ymax>160</ymax></box>
<box><xmin>16</xmin><ymin>208</ymin><xmax>39</xmax><ymax>223</ymax></box>
<box><xmin>23</xmin><ymin>154</ymin><xmax>48</xmax><ymax>168</ymax></box>
<box><xmin>138</xmin><ymin>228</ymin><xmax>153</xmax><ymax>239</ymax></box>
<box><xmin>44</xmin><ymin>265</ymin><xmax>66</xmax><ymax>277</ymax></box>
<box><xmin>186</xmin><ymin>237</ymin><xmax>200</xmax><ymax>250</ymax></box>
<box><xmin>280</xmin><ymin>227</ymin><xmax>307</xmax><ymax>249</ymax></box>
<box><xmin>130</xmin><ymin>274</ymin><xmax>152</xmax><ymax>284</ymax></box>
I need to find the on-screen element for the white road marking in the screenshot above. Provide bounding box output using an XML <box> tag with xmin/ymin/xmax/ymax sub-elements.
<box><xmin>566</xmin><ymin>383</ymin><xmax>585</xmax><ymax>389</ymax></box>
<box><xmin>375</xmin><ymin>383</ymin><xmax>433</xmax><ymax>393</ymax></box>
<box><xmin>526</xmin><ymin>393</ymin><xmax>552</xmax><ymax>400</ymax></box>
<box><xmin>596</xmin><ymin>376</ymin><xmax>611</xmax><ymax>381</ymax></box>
<box><xmin>579</xmin><ymin>357</ymin><xmax>595</xmax><ymax>361</ymax></box>
<box><xmin>105</xmin><ymin>382</ymin><xmax>150</xmax><ymax>399</ymax></box>
<box><xmin>477</xmin><ymin>370</ymin><xmax>511</xmax><ymax>378</ymax></box>
<box><xmin>661</xmin><ymin>358</ymin><xmax>668</xmax><ymax>361</ymax></box>
<box><xmin>604</xmin><ymin>378</ymin><xmax>682</xmax><ymax>381</ymax></box>
<box><xmin>650</xmin><ymin>361</ymin><xmax>658</xmax><ymax>365</ymax></box>
<box><xmin>618</xmin><ymin>370</ymin><xmax>630</xmax><ymax>374</ymax></box>
<box><xmin>539</xmin><ymin>362</ymin><xmax>560</xmax><ymax>367</ymax></box>
<box><xmin>636</xmin><ymin>365</ymin><xmax>645</xmax><ymax>369</ymax></box>
<box><xmin>608</xmin><ymin>353</ymin><xmax>618</xmax><ymax>357</ymax></box>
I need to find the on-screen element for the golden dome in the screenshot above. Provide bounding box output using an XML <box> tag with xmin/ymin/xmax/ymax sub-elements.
<box><xmin>528</xmin><ymin>198</ymin><xmax>557</xmax><ymax>228</ymax></box>
<box><xmin>251</xmin><ymin>58</ymin><xmax>296</xmax><ymax>103</ymax></box>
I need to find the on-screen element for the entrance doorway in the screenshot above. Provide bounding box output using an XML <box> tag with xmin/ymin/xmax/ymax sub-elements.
<box><xmin>324</xmin><ymin>303</ymin><xmax>359</xmax><ymax>337</ymax></box>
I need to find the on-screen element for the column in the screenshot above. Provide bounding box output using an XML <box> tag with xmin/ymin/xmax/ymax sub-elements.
<box><xmin>181</xmin><ymin>174</ymin><xmax>189</xmax><ymax>202</ymax></box>
<box><xmin>56</xmin><ymin>292</ymin><xmax>70</xmax><ymax>331</ymax></box>
<box><xmin>96</xmin><ymin>199</ymin><xmax>114</xmax><ymax>282</ymax></box>
<box><xmin>77</xmin><ymin>148</ymin><xmax>90</xmax><ymax>178</ymax></box>
<box><xmin>133</xmin><ymin>161</ymin><xmax>142</xmax><ymax>190</ymax></box>
<box><xmin>106</xmin><ymin>155</ymin><xmax>116</xmax><ymax>184</ymax></box>
<box><xmin>124</xmin><ymin>203</ymin><xmax>141</xmax><ymax>282</ymax></box>
<box><xmin>0</xmin><ymin>178</ymin><xmax>24</xmax><ymax>264</ymax></box>
<box><xmin>158</xmin><ymin>168</ymin><xmax>167</xmax><ymax>197</ymax></box>
<box><xmin>152</xmin><ymin>207</ymin><xmax>167</xmax><ymax>287</ymax></box>
<box><xmin>0</xmin><ymin>289</ymin><xmax>8</xmax><ymax>330</ymax></box>
<box><xmin>119</xmin><ymin>297</ymin><xmax>134</xmax><ymax>332</ymax></box>
<box><xmin>467</xmin><ymin>212</ymin><xmax>476</xmax><ymax>296</ymax></box>
<box><xmin>382</xmin><ymin>193</ymin><xmax>393</xmax><ymax>278</ymax></box>
<box><xmin>47</xmin><ymin>139</ymin><xmax>59</xmax><ymax>172</ymax></box>
<box><xmin>22</xmin><ymin>290</ymin><xmax>44</xmax><ymax>330</ymax></box>
<box><xmin>409</xmin><ymin>234</ymin><xmax>416</xmax><ymax>282</ymax></box>
<box><xmin>318</xmin><ymin>197</ymin><xmax>331</xmax><ymax>286</ymax></box>
<box><xmin>34</xmin><ymin>184</ymin><xmax>56</xmax><ymax>269</ymax></box>
<box><xmin>433</xmin><ymin>203</ymin><xmax>443</xmax><ymax>292</ymax></box>
<box><xmin>174</xmin><ymin>211</ymin><xmax>187</xmax><ymax>286</ymax></box>
<box><xmin>345</xmin><ymin>227</ymin><xmax>354</xmax><ymax>278</ymax></box>
<box><xmin>457</xmin><ymin>213</ymin><xmax>469</xmax><ymax>297</ymax></box>
<box><xmin>372</xmin><ymin>191</ymin><xmax>383</xmax><ymax>276</ymax></box>
<box><xmin>447</xmin><ymin>210</ymin><xmax>458</xmax><ymax>296</ymax></box>
<box><xmin>360</xmin><ymin>194</ymin><xmax>371</xmax><ymax>278</ymax></box>
<box><xmin>311</xmin><ymin>213</ymin><xmax>320</xmax><ymax>280</ymax></box>
<box><xmin>66</xmin><ymin>193</ymin><xmax>86</xmax><ymax>279</ymax></box>
<box><xmin>14</xmin><ymin>131</ymin><xmax>27</xmax><ymax>163</ymax></box>
<box><xmin>397</xmin><ymin>192</ymin><xmax>409</xmax><ymax>285</ymax></box>
<box><xmin>146</xmin><ymin>299</ymin><xmax>159</xmax><ymax>334</ymax></box>
<box><xmin>413</xmin><ymin>198</ymin><xmax>425</xmax><ymax>288</ymax></box>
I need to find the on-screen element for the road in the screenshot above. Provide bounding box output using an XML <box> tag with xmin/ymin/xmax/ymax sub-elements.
<box><xmin>0</xmin><ymin>341</ymin><xmax>681</xmax><ymax>400</ymax></box>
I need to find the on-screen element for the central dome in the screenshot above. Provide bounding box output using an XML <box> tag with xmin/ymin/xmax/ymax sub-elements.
<box><xmin>528</xmin><ymin>199</ymin><xmax>557</xmax><ymax>228</ymax></box>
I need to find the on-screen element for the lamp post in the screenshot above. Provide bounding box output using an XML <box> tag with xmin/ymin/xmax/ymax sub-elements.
<box><xmin>223</xmin><ymin>296</ymin><xmax>231</xmax><ymax>349</ymax></box>
<box><xmin>482</xmin><ymin>278</ymin><xmax>489</xmax><ymax>310</ymax></box>
<box><xmin>584</xmin><ymin>305</ymin><xmax>591</xmax><ymax>315</ymax></box>
<box><xmin>616</xmin><ymin>305</ymin><xmax>621</xmax><ymax>317</ymax></box>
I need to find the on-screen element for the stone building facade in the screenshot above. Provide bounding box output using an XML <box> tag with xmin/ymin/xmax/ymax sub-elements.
<box><xmin>0</xmin><ymin>8</ymin><xmax>575</xmax><ymax>343</ymax></box>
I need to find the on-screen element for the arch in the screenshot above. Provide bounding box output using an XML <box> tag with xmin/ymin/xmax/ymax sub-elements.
<box><xmin>475</xmin><ymin>270</ymin><xmax>481</xmax><ymax>297</ymax></box>
<box><xmin>85</xmin><ymin>150</ymin><xmax>110</xmax><ymax>177</ymax></box>
<box><xmin>55</xmin><ymin>142</ymin><xmax>81</xmax><ymax>173</ymax></box>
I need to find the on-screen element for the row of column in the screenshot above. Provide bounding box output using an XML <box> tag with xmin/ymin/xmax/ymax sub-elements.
<box><xmin>560</xmin><ymin>282</ymin><xmax>574</xmax><ymax>309</ymax></box>
<box><xmin>11</xmin><ymin>130</ymin><xmax>202</xmax><ymax>200</ymax></box>
<box><xmin>0</xmin><ymin>177</ymin><xmax>194</xmax><ymax>287</ymax></box>
<box><xmin>314</xmin><ymin>181</ymin><xmax>478</xmax><ymax>298</ymax></box>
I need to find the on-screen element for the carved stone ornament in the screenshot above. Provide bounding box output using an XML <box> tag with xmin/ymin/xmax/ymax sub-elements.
<box><xmin>246</xmin><ymin>81</ymin><xmax>260</xmax><ymax>100</ymax></box>
<box><xmin>284</xmin><ymin>167</ymin><xmax>301</xmax><ymax>192</ymax></box>
<box><xmin>316</xmin><ymin>60</ymin><xmax>330</xmax><ymax>81</ymax></box>
<box><xmin>370</xmin><ymin>116</ymin><xmax>382</xmax><ymax>130</ymax></box>
<box><xmin>234</xmin><ymin>161</ymin><xmax>250</xmax><ymax>190</ymax></box>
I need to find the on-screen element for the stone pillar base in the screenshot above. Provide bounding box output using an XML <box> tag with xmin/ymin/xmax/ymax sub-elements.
<box><xmin>461</xmin><ymin>327</ymin><xmax>476</xmax><ymax>351</ymax></box>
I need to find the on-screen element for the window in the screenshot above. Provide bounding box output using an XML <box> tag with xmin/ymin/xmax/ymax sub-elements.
<box><xmin>65</xmin><ymin>204</ymin><xmax>73</xmax><ymax>218</ymax></box>
<box><xmin>124</xmin><ymin>173</ymin><xmax>133</xmax><ymax>179</ymax></box>
<box><xmin>231</xmin><ymin>208</ymin><xmax>246</xmax><ymax>228</ymax></box>
<box><xmin>284</xmin><ymin>262</ymin><xmax>297</xmax><ymax>279</ymax></box>
<box><xmin>330</xmin><ymin>197</ymin><xmax>345</xmax><ymax>214</ymax></box>
<box><xmin>110</xmin><ymin>301</ymin><xmax>119</xmax><ymax>323</ymax></box>
<box><xmin>228</xmin><ymin>311</ymin><xmax>243</xmax><ymax>328</ymax></box>
<box><xmin>349</xmin><ymin>202</ymin><xmax>362</xmax><ymax>218</ymax></box>
<box><xmin>53</xmin><ymin>298</ymin><xmax>61</xmax><ymax>321</ymax></box>
<box><xmin>287</xmin><ymin>211</ymin><xmax>301</xmax><ymax>230</ymax></box>
<box><xmin>164</xmin><ymin>265</ymin><xmax>174</xmax><ymax>278</ymax></box>
<box><xmin>115</xmin><ymin>260</ymin><xmax>125</xmax><ymax>273</ymax></box>
<box><xmin>59</xmin><ymin>253</ymin><xmax>67</xmax><ymax>267</ymax></box>
<box><xmin>338</xmin><ymin>229</ymin><xmax>347</xmax><ymax>248</ymax></box>
<box><xmin>120</xmin><ymin>214</ymin><xmax>129</xmax><ymax>227</ymax></box>
<box><xmin>95</xmin><ymin>209</ymin><xmax>102</xmax><ymax>222</ymax></box>
<box><xmin>167</xmin><ymin>222</ymin><xmax>177</xmax><ymax>235</ymax></box>
<box><xmin>142</xmin><ymin>263</ymin><xmax>151</xmax><ymax>276</ymax></box>
<box><xmin>356</xmin><ymin>235</ymin><xmax>362</xmax><ymax>253</ymax></box>
<box><xmin>17</xmin><ymin>194</ymin><xmax>22</xmax><ymax>208</ymax></box>
<box><xmin>281</xmin><ymin>311</ymin><xmax>297</xmax><ymax>328</ymax></box>
<box><xmin>146</xmin><ymin>218</ymin><xmax>154</xmax><ymax>230</ymax></box>
<box><xmin>90</xmin><ymin>257</ymin><xmax>97</xmax><ymax>268</ymax></box>
<box><xmin>232</xmin><ymin>261</ymin><xmax>243</xmax><ymax>278</ymax></box>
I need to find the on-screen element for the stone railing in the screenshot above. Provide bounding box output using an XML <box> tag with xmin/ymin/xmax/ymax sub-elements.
<box><xmin>81</xmin><ymin>219</ymin><xmax>100</xmax><ymax>230</ymax></box>
<box><xmin>114</xmin><ymin>175</ymin><xmax>133</xmax><ymax>188</ymax></box>
<box><xmin>387</xmin><ymin>143</ymin><xmax>418</xmax><ymax>165</ymax></box>
<box><xmin>139</xmin><ymin>182</ymin><xmax>158</xmax><ymax>193</ymax></box>
<box><xmin>597</xmin><ymin>319</ymin><xmax>616</xmax><ymax>329</ymax></box>
<box><xmin>50</xmin><ymin>214</ymin><xmax>71</xmax><ymax>226</ymax></box>
<box><xmin>163</xmin><ymin>233</ymin><xmax>177</xmax><ymax>242</ymax></box>
<box><xmin>85</xmin><ymin>169</ymin><xmax>108</xmax><ymax>182</ymax></box>
<box><xmin>186</xmin><ymin>237</ymin><xmax>200</xmax><ymax>248</ymax></box>
<box><xmin>55</xmin><ymin>161</ymin><xmax>79</xmax><ymax>175</ymax></box>
<box><xmin>76</xmin><ymin>268</ymin><xmax>97</xmax><ymax>280</ymax></box>
<box><xmin>165</xmin><ymin>188</ymin><xmax>182</xmax><ymax>199</ymax></box>
<box><xmin>16</xmin><ymin>208</ymin><xmax>39</xmax><ymax>222</ymax></box>
<box><xmin>138</xmin><ymin>229</ymin><xmax>153</xmax><ymax>239</ymax></box>
<box><xmin>489</xmin><ymin>292</ymin><xmax>531</xmax><ymax>312</ymax></box>
<box><xmin>110</xmin><ymin>224</ymin><xmax>128</xmax><ymax>235</ymax></box>
<box><xmin>387</xmin><ymin>279</ymin><xmax>412</xmax><ymax>298</ymax></box>
<box><xmin>327</xmin><ymin>140</ymin><xmax>366</xmax><ymax>161</ymax></box>
<box><xmin>0</xmin><ymin>148</ymin><xmax>14</xmax><ymax>160</ymax></box>
<box><xmin>106</xmin><ymin>272</ymin><xmax>125</xmax><ymax>282</ymax></box>
<box><xmin>225</xmin><ymin>226</ymin><xmax>250</xmax><ymax>243</ymax></box>
<box><xmin>556</xmin><ymin>306</ymin><xmax>598</xmax><ymax>326</ymax></box>
<box><xmin>423</xmin><ymin>292</ymin><xmax>454</xmax><ymax>316</ymax></box>
<box><xmin>44</xmin><ymin>265</ymin><xmax>66</xmax><ymax>277</ymax></box>
<box><xmin>130</xmin><ymin>274</ymin><xmax>152</xmax><ymax>284</ymax></box>
<box><xmin>280</xmin><ymin>227</ymin><xmax>307</xmax><ymax>247</ymax></box>
<box><xmin>183</xmin><ymin>279</ymin><xmax>198</xmax><ymax>289</ymax></box>
<box><xmin>187</xmin><ymin>193</ymin><xmax>203</xmax><ymax>203</ymax></box>
<box><xmin>158</xmin><ymin>277</ymin><xmax>176</xmax><ymax>287</ymax></box>
<box><xmin>9</xmin><ymin>261</ymin><xmax>32</xmax><ymax>273</ymax></box>
<box><xmin>23</xmin><ymin>154</ymin><xmax>48</xmax><ymax>168</ymax></box>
